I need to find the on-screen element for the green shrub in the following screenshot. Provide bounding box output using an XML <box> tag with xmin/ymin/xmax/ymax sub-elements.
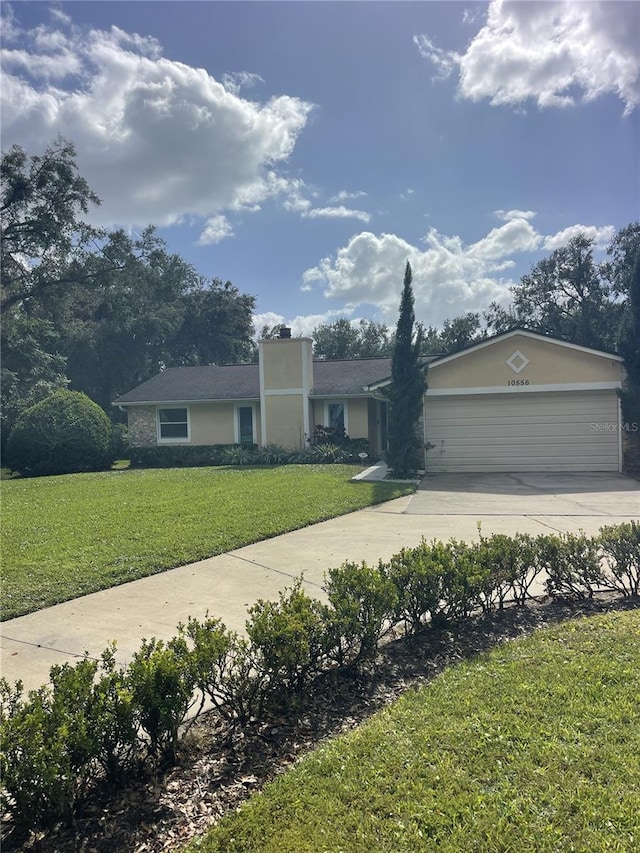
<box><xmin>472</xmin><ymin>532</ymin><xmax>542</xmax><ymax>609</ymax></box>
<box><xmin>323</xmin><ymin>561</ymin><xmax>398</xmax><ymax>665</ymax></box>
<box><xmin>0</xmin><ymin>657</ymin><xmax>100</xmax><ymax>832</ymax></box>
<box><xmin>599</xmin><ymin>521</ymin><xmax>640</xmax><ymax>596</ymax></box>
<box><xmin>178</xmin><ymin>616</ymin><xmax>264</xmax><ymax>724</ymax></box>
<box><xmin>384</xmin><ymin>542</ymin><xmax>447</xmax><ymax>634</ymax></box>
<box><xmin>110</xmin><ymin>421</ymin><xmax>129</xmax><ymax>459</ymax></box>
<box><xmin>127</xmin><ymin>637</ymin><xmax>196</xmax><ymax>763</ymax></box>
<box><xmin>437</xmin><ymin>540</ymin><xmax>486</xmax><ymax>621</ymax></box>
<box><xmin>290</xmin><ymin>446</ymin><xmax>324</xmax><ymax>464</ymax></box>
<box><xmin>541</xmin><ymin>533</ymin><xmax>604</xmax><ymax>599</ymax></box>
<box><xmin>312</xmin><ymin>426</ymin><xmax>371</xmax><ymax>457</ymax></box>
<box><xmin>1</xmin><ymin>679</ymin><xmax>76</xmax><ymax>833</ymax></box>
<box><xmin>246</xmin><ymin>580</ymin><xmax>329</xmax><ymax>705</ymax></box>
<box><xmin>90</xmin><ymin>646</ymin><xmax>140</xmax><ymax>782</ymax></box>
<box><xmin>312</xmin><ymin>424</ymin><xmax>345</xmax><ymax>444</ymax></box>
<box><xmin>128</xmin><ymin>444</ymin><xmax>250</xmax><ymax>468</ymax></box>
<box><xmin>314</xmin><ymin>443</ymin><xmax>351</xmax><ymax>463</ymax></box>
<box><xmin>3</xmin><ymin>526</ymin><xmax>637</xmax><ymax>838</ymax></box>
<box><xmin>387</xmin><ymin>540</ymin><xmax>483</xmax><ymax>627</ymax></box>
<box><xmin>0</xmin><ymin>648</ymin><xmax>141</xmax><ymax>835</ymax></box>
<box><xmin>223</xmin><ymin>445</ymin><xmax>255</xmax><ymax>465</ymax></box>
<box><xmin>129</xmin><ymin>442</ymin><xmax>364</xmax><ymax>469</ymax></box>
<box><xmin>252</xmin><ymin>444</ymin><xmax>294</xmax><ymax>465</ymax></box>
<box><xmin>6</xmin><ymin>390</ymin><xmax>112</xmax><ymax>477</ymax></box>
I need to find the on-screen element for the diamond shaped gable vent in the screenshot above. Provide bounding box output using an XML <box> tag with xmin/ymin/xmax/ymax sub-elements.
<box><xmin>506</xmin><ymin>350</ymin><xmax>529</xmax><ymax>374</ymax></box>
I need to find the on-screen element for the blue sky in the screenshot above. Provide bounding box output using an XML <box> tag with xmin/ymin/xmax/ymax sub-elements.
<box><xmin>2</xmin><ymin>1</ymin><xmax>638</xmax><ymax>336</ymax></box>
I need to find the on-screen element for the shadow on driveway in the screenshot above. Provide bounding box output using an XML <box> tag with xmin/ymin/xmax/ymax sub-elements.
<box><xmin>418</xmin><ymin>472</ymin><xmax>639</xmax><ymax>495</ymax></box>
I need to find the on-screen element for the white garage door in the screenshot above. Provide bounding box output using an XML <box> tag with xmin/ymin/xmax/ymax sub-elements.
<box><xmin>425</xmin><ymin>390</ymin><xmax>620</xmax><ymax>473</ymax></box>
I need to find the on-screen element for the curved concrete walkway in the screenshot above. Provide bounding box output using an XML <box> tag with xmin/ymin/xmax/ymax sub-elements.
<box><xmin>2</xmin><ymin>472</ymin><xmax>638</xmax><ymax>692</ymax></box>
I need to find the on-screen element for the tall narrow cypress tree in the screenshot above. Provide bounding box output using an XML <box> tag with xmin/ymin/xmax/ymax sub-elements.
<box><xmin>387</xmin><ymin>261</ymin><xmax>425</xmax><ymax>478</ymax></box>
<box><xmin>618</xmin><ymin>251</ymin><xmax>640</xmax><ymax>470</ymax></box>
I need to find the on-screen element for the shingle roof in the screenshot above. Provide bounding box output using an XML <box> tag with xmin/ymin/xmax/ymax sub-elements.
<box><xmin>114</xmin><ymin>364</ymin><xmax>260</xmax><ymax>404</ymax></box>
<box><xmin>113</xmin><ymin>358</ymin><xmax>396</xmax><ymax>405</ymax></box>
<box><xmin>311</xmin><ymin>358</ymin><xmax>392</xmax><ymax>395</ymax></box>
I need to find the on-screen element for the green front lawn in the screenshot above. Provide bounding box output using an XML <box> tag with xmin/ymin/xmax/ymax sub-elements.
<box><xmin>188</xmin><ymin>610</ymin><xmax>640</xmax><ymax>853</ymax></box>
<box><xmin>1</xmin><ymin>465</ymin><xmax>413</xmax><ymax>620</ymax></box>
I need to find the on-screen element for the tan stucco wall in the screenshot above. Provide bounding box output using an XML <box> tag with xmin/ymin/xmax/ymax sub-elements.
<box><xmin>264</xmin><ymin>394</ymin><xmax>306</xmax><ymax>449</ymax></box>
<box><xmin>261</xmin><ymin>338</ymin><xmax>314</xmax><ymax>391</ymax></box>
<box><xmin>128</xmin><ymin>403</ymin><xmax>260</xmax><ymax>447</ymax></box>
<box><xmin>190</xmin><ymin>403</ymin><xmax>237</xmax><ymax>445</ymax></box>
<box><xmin>428</xmin><ymin>334</ymin><xmax>622</xmax><ymax>391</ymax></box>
<box><xmin>348</xmin><ymin>398</ymin><xmax>369</xmax><ymax>438</ymax></box>
<box><xmin>367</xmin><ymin>399</ymin><xmax>379</xmax><ymax>456</ymax></box>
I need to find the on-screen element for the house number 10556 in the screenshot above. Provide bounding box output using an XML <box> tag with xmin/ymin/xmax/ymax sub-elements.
<box><xmin>507</xmin><ymin>379</ymin><xmax>530</xmax><ymax>386</ymax></box>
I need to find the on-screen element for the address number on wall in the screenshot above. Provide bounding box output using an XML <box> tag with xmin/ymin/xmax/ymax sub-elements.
<box><xmin>507</xmin><ymin>379</ymin><xmax>530</xmax><ymax>386</ymax></box>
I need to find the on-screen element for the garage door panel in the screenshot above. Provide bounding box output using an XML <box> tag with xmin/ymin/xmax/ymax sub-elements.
<box><xmin>427</xmin><ymin>410</ymin><xmax>615</xmax><ymax>426</ymax></box>
<box><xmin>428</xmin><ymin>400</ymin><xmax>616</xmax><ymax>420</ymax></box>
<box><xmin>437</xmin><ymin>436</ymin><xmax>617</xmax><ymax>451</ymax></box>
<box><xmin>436</xmin><ymin>442</ymin><xmax>616</xmax><ymax>457</ymax></box>
<box><xmin>433</xmin><ymin>423</ymin><xmax>609</xmax><ymax>439</ymax></box>
<box><xmin>434</xmin><ymin>460</ymin><xmax>617</xmax><ymax>473</ymax></box>
<box><xmin>425</xmin><ymin>390</ymin><xmax>619</xmax><ymax>473</ymax></box>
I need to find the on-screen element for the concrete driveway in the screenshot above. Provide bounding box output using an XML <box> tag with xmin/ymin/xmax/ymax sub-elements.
<box><xmin>2</xmin><ymin>472</ymin><xmax>637</xmax><ymax>692</ymax></box>
<box><xmin>408</xmin><ymin>472</ymin><xmax>639</xmax><ymax>519</ymax></box>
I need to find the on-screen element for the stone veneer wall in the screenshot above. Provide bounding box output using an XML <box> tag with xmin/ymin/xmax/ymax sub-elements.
<box><xmin>127</xmin><ymin>406</ymin><xmax>157</xmax><ymax>447</ymax></box>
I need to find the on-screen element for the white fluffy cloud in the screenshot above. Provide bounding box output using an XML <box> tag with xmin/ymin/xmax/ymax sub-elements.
<box><xmin>252</xmin><ymin>309</ymin><xmax>352</xmax><ymax>339</ymax></box>
<box><xmin>281</xmin><ymin>185</ymin><xmax>371</xmax><ymax>223</ymax></box>
<box><xmin>303</xmin><ymin>229</ymin><xmax>513</xmax><ymax>326</ymax></box>
<box><xmin>495</xmin><ymin>209</ymin><xmax>536</xmax><ymax>222</ymax></box>
<box><xmin>416</xmin><ymin>0</ymin><xmax>639</xmax><ymax>115</ymax></box>
<box><xmin>302</xmin><ymin>216</ymin><xmax>614</xmax><ymax>327</ymax></box>
<box><xmin>0</xmin><ymin>15</ymin><xmax>313</xmax><ymax>228</ymax></box>
<box><xmin>197</xmin><ymin>215</ymin><xmax>234</xmax><ymax>245</ymax></box>
<box><xmin>252</xmin><ymin>312</ymin><xmax>286</xmax><ymax>337</ymax></box>
<box><xmin>412</xmin><ymin>35</ymin><xmax>459</xmax><ymax>80</ymax></box>
<box><xmin>543</xmin><ymin>224</ymin><xmax>615</xmax><ymax>251</ymax></box>
<box><xmin>330</xmin><ymin>190</ymin><xmax>367</xmax><ymax>202</ymax></box>
<box><xmin>305</xmin><ymin>205</ymin><xmax>370</xmax><ymax>223</ymax></box>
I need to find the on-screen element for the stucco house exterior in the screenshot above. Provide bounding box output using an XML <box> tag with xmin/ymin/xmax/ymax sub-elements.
<box><xmin>113</xmin><ymin>328</ymin><xmax>625</xmax><ymax>473</ymax></box>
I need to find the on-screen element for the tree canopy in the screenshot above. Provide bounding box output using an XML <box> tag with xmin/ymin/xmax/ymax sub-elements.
<box><xmin>1</xmin><ymin>137</ymin><xmax>105</xmax><ymax>313</ymax></box>
<box><xmin>421</xmin><ymin>313</ymin><xmax>487</xmax><ymax>356</ymax></box>
<box><xmin>311</xmin><ymin>318</ymin><xmax>392</xmax><ymax>360</ymax></box>
<box><xmin>484</xmin><ymin>230</ymin><xmax>639</xmax><ymax>352</ymax></box>
<box><xmin>0</xmin><ymin>139</ymin><xmax>256</xmax><ymax>448</ymax></box>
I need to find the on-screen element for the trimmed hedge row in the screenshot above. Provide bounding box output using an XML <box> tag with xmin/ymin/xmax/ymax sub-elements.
<box><xmin>1</xmin><ymin>522</ymin><xmax>638</xmax><ymax>836</ymax></box>
<box><xmin>129</xmin><ymin>440</ymin><xmax>372</xmax><ymax>469</ymax></box>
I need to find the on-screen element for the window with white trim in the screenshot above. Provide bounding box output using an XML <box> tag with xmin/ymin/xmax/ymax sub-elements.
<box><xmin>325</xmin><ymin>401</ymin><xmax>348</xmax><ymax>435</ymax></box>
<box><xmin>157</xmin><ymin>407</ymin><xmax>189</xmax><ymax>441</ymax></box>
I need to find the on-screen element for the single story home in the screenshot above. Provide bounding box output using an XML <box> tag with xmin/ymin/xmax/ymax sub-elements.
<box><xmin>113</xmin><ymin>328</ymin><xmax>625</xmax><ymax>473</ymax></box>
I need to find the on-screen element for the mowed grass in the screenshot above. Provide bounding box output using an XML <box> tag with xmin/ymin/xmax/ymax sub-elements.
<box><xmin>189</xmin><ymin>611</ymin><xmax>640</xmax><ymax>853</ymax></box>
<box><xmin>1</xmin><ymin>465</ymin><xmax>413</xmax><ymax>620</ymax></box>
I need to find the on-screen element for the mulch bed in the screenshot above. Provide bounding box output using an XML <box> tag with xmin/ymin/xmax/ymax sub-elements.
<box><xmin>6</xmin><ymin>593</ymin><xmax>638</xmax><ymax>853</ymax></box>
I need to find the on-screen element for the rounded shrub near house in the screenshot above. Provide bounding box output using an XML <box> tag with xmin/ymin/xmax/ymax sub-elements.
<box><xmin>6</xmin><ymin>390</ymin><xmax>113</xmax><ymax>477</ymax></box>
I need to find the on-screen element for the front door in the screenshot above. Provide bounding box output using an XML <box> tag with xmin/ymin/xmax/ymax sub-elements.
<box><xmin>237</xmin><ymin>406</ymin><xmax>254</xmax><ymax>445</ymax></box>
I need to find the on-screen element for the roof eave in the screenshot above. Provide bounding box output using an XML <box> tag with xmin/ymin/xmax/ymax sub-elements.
<box><xmin>113</xmin><ymin>396</ymin><xmax>260</xmax><ymax>407</ymax></box>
